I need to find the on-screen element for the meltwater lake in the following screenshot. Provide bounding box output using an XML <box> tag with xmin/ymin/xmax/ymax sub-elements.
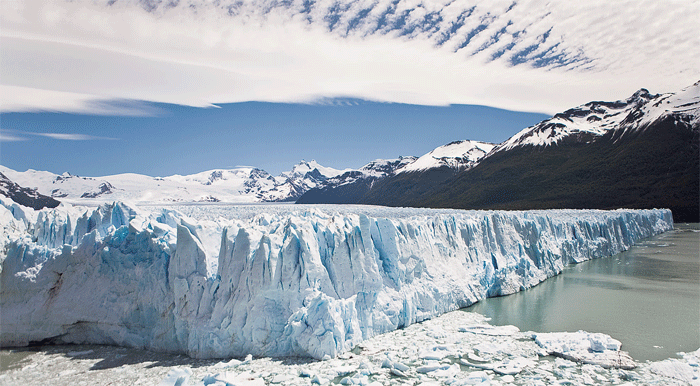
<box><xmin>468</xmin><ymin>223</ymin><xmax>700</xmax><ymax>362</ymax></box>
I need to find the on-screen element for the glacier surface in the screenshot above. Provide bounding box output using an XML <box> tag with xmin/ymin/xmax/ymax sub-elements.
<box><xmin>0</xmin><ymin>199</ymin><xmax>673</xmax><ymax>359</ymax></box>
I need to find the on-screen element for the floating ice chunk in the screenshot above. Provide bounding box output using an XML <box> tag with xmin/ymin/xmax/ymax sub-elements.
<box><xmin>269</xmin><ymin>373</ymin><xmax>295</xmax><ymax>384</ymax></box>
<box><xmin>333</xmin><ymin>365</ymin><xmax>356</xmax><ymax>377</ymax></box>
<box><xmin>416</xmin><ymin>363</ymin><xmax>447</xmax><ymax>373</ymax></box>
<box><xmin>159</xmin><ymin>368</ymin><xmax>192</xmax><ymax>386</ymax></box>
<box><xmin>66</xmin><ymin>349</ymin><xmax>94</xmax><ymax>357</ymax></box>
<box><xmin>213</xmin><ymin>358</ymin><xmax>242</xmax><ymax>369</ymax></box>
<box><xmin>380</xmin><ymin>358</ymin><xmax>393</xmax><ymax>369</ymax></box>
<box><xmin>431</xmin><ymin>363</ymin><xmax>460</xmax><ymax>378</ymax></box>
<box><xmin>392</xmin><ymin>362</ymin><xmax>410</xmax><ymax>372</ymax></box>
<box><xmin>461</xmin><ymin>357</ymin><xmax>534</xmax><ymax>375</ymax></box>
<box><xmin>649</xmin><ymin>350</ymin><xmax>700</xmax><ymax>384</ymax></box>
<box><xmin>491</xmin><ymin>357</ymin><xmax>536</xmax><ymax>375</ymax></box>
<box><xmin>473</xmin><ymin>341</ymin><xmax>514</xmax><ymax>356</ymax></box>
<box><xmin>459</xmin><ymin>325</ymin><xmax>520</xmax><ymax>336</ymax></box>
<box><xmin>533</xmin><ymin>331</ymin><xmax>635</xmax><ymax>369</ymax></box>
<box><xmin>467</xmin><ymin>353</ymin><xmax>489</xmax><ymax>363</ymax></box>
<box><xmin>588</xmin><ymin>333</ymin><xmax>621</xmax><ymax>352</ymax></box>
<box><xmin>419</xmin><ymin>346</ymin><xmax>453</xmax><ymax>360</ymax></box>
<box><xmin>201</xmin><ymin>371</ymin><xmax>265</xmax><ymax>386</ymax></box>
<box><xmin>390</xmin><ymin>367</ymin><xmax>408</xmax><ymax>377</ymax></box>
<box><xmin>462</xmin><ymin>370</ymin><xmax>492</xmax><ymax>384</ymax></box>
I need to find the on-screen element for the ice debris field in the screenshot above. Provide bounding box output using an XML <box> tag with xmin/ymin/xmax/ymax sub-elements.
<box><xmin>2</xmin><ymin>311</ymin><xmax>698</xmax><ymax>386</ymax></box>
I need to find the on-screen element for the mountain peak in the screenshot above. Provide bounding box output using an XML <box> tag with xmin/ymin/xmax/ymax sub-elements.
<box><xmin>495</xmin><ymin>84</ymin><xmax>698</xmax><ymax>153</ymax></box>
<box><xmin>398</xmin><ymin>140</ymin><xmax>496</xmax><ymax>173</ymax></box>
<box><xmin>287</xmin><ymin>160</ymin><xmax>347</xmax><ymax>179</ymax></box>
<box><xmin>627</xmin><ymin>88</ymin><xmax>657</xmax><ymax>105</ymax></box>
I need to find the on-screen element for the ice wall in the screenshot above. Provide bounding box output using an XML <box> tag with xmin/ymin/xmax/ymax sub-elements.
<box><xmin>0</xmin><ymin>199</ymin><xmax>673</xmax><ymax>359</ymax></box>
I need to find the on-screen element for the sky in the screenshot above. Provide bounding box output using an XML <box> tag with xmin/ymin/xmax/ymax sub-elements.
<box><xmin>0</xmin><ymin>0</ymin><xmax>698</xmax><ymax>177</ymax></box>
<box><xmin>0</xmin><ymin>101</ymin><xmax>549</xmax><ymax>176</ymax></box>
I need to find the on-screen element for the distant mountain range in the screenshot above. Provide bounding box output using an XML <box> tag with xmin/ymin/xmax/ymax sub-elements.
<box><xmin>296</xmin><ymin>141</ymin><xmax>493</xmax><ymax>204</ymax></box>
<box><xmin>0</xmin><ymin>138</ymin><xmax>497</xmax><ymax>209</ymax></box>
<box><xmin>300</xmin><ymin>81</ymin><xmax>700</xmax><ymax>222</ymax></box>
<box><xmin>0</xmin><ymin>160</ymin><xmax>351</xmax><ymax>207</ymax></box>
<box><xmin>2</xmin><ymin>82</ymin><xmax>698</xmax><ymax>221</ymax></box>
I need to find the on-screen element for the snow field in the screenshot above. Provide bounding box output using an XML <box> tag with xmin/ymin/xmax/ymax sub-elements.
<box><xmin>0</xmin><ymin>200</ymin><xmax>673</xmax><ymax>360</ymax></box>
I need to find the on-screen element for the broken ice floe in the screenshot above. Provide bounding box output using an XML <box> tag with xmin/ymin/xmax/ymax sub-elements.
<box><xmin>534</xmin><ymin>331</ymin><xmax>636</xmax><ymax>370</ymax></box>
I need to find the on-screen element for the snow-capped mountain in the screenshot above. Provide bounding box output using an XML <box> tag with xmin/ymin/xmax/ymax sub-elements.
<box><xmin>326</xmin><ymin>157</ymin><xmax>417</xmax><ymax>186</ymax></box>
<box><xmin>0</xmin><ymin>160</ymin><xmax>348</xmax><ymax>205</ymax></box>
<box><xmin>357</xmin><ymin>81</ymin><xmax>699</xmax><ymax>222</ymax></box>
<box><xmin>398</xmin><ymin>140</ymin><xmax>496</xmax><ymax>173</ymax></box>
<box><xmin>274</xmin><ymin>160</ymin><xmax>350</xmax><ymax>200</ymax></box>
<box><xmin>295</xmin><ymin>157</ymin><xmax>416</xmax><ymax>204</ymax></box>
<box><xmin>495</xmin><ymin>81</ymin><xmax>700</xmax><ymax>152</ymax></box>
<box><xmin>296</xmin><ymin>140</ymin><xmax>497</xmax><ymax>204</ymax></box>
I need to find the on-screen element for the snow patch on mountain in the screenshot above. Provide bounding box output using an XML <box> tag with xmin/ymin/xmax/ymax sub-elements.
<box><xmin>0</xmin><ymin>200</ymin><xmax>672</xmax><ymax>359</ymax></box>
<box><xmin>398</xmin><ymin>140</ymin><xmax>496</xmax><ymax>173</ymax></box>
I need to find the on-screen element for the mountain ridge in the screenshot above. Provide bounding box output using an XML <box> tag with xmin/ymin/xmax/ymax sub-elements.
<box><xmin>300</xmin><ymin>81</ymin><xmax>700</xmax><ymax>222</ymax></box>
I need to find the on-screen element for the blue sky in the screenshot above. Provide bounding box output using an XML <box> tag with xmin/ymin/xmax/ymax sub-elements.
<box><xmin>0</xmin><ymin>100</ymin><xmax>549</xmax><ymax>176</ymax></box>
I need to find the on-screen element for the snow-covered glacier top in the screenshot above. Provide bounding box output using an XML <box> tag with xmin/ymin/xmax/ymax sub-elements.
<box><xmin>0</xmin><ymin>199</ymin><xmax>673</xmax><ymax>360</ymax></box>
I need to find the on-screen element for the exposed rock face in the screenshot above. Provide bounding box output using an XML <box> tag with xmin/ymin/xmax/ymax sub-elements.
<box><xmin>0</xmin><ymin>172</ymin><xmax>60</xmax><ymax>210</ymax></box>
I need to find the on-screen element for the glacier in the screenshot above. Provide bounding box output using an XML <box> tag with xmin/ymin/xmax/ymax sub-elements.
<box><xmin>0</xmin><ymin>199</ymin><xmax>673</xmax><ymax>360</ymax></box>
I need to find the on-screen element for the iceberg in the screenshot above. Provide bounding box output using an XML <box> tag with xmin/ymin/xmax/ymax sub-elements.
<box><xmin>0</xmin><ymin>199</ymin><xmax>673</xmax><ymax>359</ymax></box>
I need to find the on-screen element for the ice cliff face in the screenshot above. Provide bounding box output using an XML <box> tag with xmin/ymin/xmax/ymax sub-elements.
<box><xmin>0</xmin><ymin>200</ymin><xmax>672</xmax><ymax>359</ymax></box>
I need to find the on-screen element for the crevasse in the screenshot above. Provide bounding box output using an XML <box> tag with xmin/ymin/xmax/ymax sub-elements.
<box><xmin>0</xmin><ymin>199</ymin><xmax>673</xmax><ymax>359</ymax></box>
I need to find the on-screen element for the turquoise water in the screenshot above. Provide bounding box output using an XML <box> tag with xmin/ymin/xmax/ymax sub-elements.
<box><xmin>467</xmin><ymin>223</ymin><xmax>700</xmax><ymax>362</ymax></box>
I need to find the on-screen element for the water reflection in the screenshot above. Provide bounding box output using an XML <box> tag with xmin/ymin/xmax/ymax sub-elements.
<box><xmin>467</xmin><ymin>224</ymin><xmax>700</xmax><ymax>362</ymax></box>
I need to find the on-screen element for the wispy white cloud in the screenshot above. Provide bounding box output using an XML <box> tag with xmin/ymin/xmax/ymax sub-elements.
<box><xmin>0</xmin><ymin>0</ymin><xmax>697</xmax><ymax>115</ymax></box>
<box><xmin>0</xmin><ymin>85</ymin><xmax>165</xmax><ymax>116</ymax></box>
<box><xmin>31</xmin><ymin>132</ymin><xmax>119</xmax><ymax>141</ymax></box>
<box><xmin>0</xmin><ymin>129</ymin><xmax>118</xmax><ymax>141</ymax></box>
<box><xmin>0</xmin><ymin>130</ymin><xmax>29</xmax><ymax>142</ymax></box>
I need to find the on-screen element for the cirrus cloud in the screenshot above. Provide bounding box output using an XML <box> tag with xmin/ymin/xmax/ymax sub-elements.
<box><xmin>0</xmin><ymin>0</ymin><xmax>698</xmax><ymax>115</ymax></box>
<box><xmin>0</xmin><ymin>129</ymin><xmax>118</xmax><ymax>141</ymax></box>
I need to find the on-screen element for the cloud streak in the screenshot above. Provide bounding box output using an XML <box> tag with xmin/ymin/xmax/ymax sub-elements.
<box><xmin>0</xmin><ymin>131</ymin><xmax>29</xmax><ymax>142</ymax></box>
<box><xmin>31</xmin><ymin>133</ymin><xmax>119</xmax><ymax>141</ymax></box>
<box><xmin>0</xmin><ymin>0</ymin><xmax>697</xmax><ymax>115</ymax></box>
<box><xmin>0</xmin><ymin>129</ymin><xmax>118</xmax><ymax>141</ymax></box>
